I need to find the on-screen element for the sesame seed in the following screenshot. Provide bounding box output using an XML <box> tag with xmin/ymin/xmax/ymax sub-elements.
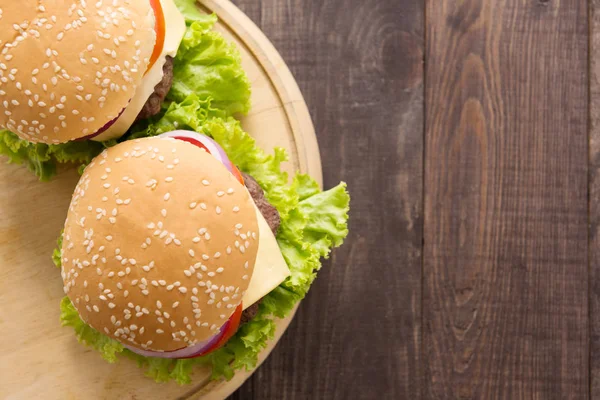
<box><xmin>178</xmin><ymin>287</ymin><xmax>188</xmax><ymax>294</ymax></box>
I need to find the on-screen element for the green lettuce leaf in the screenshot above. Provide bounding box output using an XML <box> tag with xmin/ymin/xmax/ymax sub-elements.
<box><xmin>60</xmin><ymin>297</ymin><xmax>125</xmax><ymax>363</ymax></box>
<box><xmin>0</xmin><ymin>131</ymin><xmax>108</xmax><ymax>181</ymax></box>
<box><xmin>52</xmin><ymin>233</ymin><xmax>63</xmax><ymax>269</ymax></box>
<box><xmin>0</xmin><ymin>11</ymin><xmax>250</xmax><ymax>181</ymax></box>
<box><xmin>174</xmin><ymin>0</ymin><xmax>213</xmax><ymax>23</ymax></box>
<box><xmin>170</xmin><ymin>16</ymin><xmax>251</xmax><ymax>115</ymax></box>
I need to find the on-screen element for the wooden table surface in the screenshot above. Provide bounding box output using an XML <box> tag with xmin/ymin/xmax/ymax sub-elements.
<box><xmin>229</xmin><ymin>1</ymin><xmax>599</xmax><ymax>399</ymax></box>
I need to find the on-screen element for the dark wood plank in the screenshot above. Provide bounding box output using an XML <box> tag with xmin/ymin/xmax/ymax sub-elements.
<box><xmin>230</xmin><ymin>0</ymin><xmax>424</xmax><ymax>399</ymax></box>
<box><xmin>591</xmin><ymin>1</ymin><xmax>600</xmax><ymax>397</ymax></box>
<box><xmin>424</xmin><ymin>1</ymin><xmax>589</xmax><ymax>399</ymax></box>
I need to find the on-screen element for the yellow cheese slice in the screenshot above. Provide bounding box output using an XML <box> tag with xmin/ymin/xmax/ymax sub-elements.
<box><xmin>241</xmin><ymin>204</ymin><xmax>291</xmax><ymax>310</ymax></box>
<box><xmin>93</xmin><ymin>0</ymin><xmax>186</xmax><ymax>141</ymax></box>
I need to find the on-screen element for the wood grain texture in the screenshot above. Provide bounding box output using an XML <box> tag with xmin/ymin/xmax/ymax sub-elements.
<box><xmin>591</xmin><ymin>1</ymin><xmax>600</xmax><ymax>397</ymax></box>
<box><xmin>229</xmin><ymin>0</ymin><xmax>424</xmax><ymax>399</ymax></box>
<box><xmin>424</xmin><ymin>1</ymin><xmax>589</xmax><ymax>399</ymax></box>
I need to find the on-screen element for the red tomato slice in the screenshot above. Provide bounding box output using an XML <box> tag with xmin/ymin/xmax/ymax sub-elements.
<box><xmin>180</xmin><ymin>303</ymin><xmax>244</xmax><ymax>359</ymax></box>
<box><xmin>230</xmin><ymin>164</ymin><xmax>245</xmax><ymax>185</ymax></box>
<box><xmin>147</xmin><ymin>0</ymin><xmax>166</xmax><ymax>73</ymax></box>
<box><xmin>198</xmin><ymin>303</ymin><xmax>243</xmax><ymax>356</ymax></box>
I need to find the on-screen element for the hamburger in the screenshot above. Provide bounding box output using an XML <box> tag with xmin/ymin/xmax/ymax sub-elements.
<box><xmin>60</xmin><ymin>133</ymin><xmax>292</xmax><ymax>358</ymax></box>
<box><xmin>0</xmin><ymin>0</ymin><xmax>186</xmax><ymax>144</ymax></box>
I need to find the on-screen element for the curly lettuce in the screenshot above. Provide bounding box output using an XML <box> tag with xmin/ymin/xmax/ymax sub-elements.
<box><xmin>57</xmin><ymin>95</ymin><xmax>349</xmax><ymax>383</ymax></box>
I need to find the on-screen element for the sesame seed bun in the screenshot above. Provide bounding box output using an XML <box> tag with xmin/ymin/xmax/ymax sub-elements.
<box><xmin>60</xmin><ymin>137</ymin><xmax>260</xmax><ymax>352</ymax></box>
<box><xmin>0</xmin><ymin>0</ymin><xmax>156</xmax><ymax>144</ymax></box>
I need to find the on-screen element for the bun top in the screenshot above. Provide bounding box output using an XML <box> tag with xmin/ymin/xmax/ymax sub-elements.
<box><xmin>0</xmin><ymin>0</ymin><xmax>156</xmax><ymax>144</ymax></box>
<box><xmin>61</xmin><ymin>137</ymin><xmax>260</xmax><ymax>352</ymax></box>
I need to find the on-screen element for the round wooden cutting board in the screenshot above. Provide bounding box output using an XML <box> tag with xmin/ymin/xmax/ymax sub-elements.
<box><xmin>0</xmin><ymin>1</ymin><xmax>322</xmax><ymax>399</ymax></box>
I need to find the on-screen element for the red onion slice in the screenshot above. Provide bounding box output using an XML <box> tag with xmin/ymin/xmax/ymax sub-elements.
<box><xmin>123</xmin><ymin>320</ymin><xmax>229</xmax><ymax>359</ymax></box>
<box><xmin>158</xmin><ymin>130</ymin><xmax>235</xmax><ymax>175</ymax></box>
